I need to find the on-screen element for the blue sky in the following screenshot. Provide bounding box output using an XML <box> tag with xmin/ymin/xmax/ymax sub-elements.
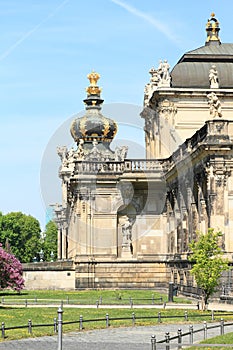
<box><xmin>0</xmin><ymin>0</ymin><xmax>232</xmax><ymax>230</ymax></box>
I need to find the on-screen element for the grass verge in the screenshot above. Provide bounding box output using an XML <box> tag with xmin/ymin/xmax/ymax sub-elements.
<box><xmin>187</xmin><ymin>332</ymin><xmax>233</xmax><ymax>349</ymax></box>
<box><xmin>0</xmin><ymin>289</ymin><xmax>190</xmax><ymax>305</ymax></box>
<box><xmin>0</xmin><ymin>306</ymin><xmax>232</xmax><ymax>342</ymax></box>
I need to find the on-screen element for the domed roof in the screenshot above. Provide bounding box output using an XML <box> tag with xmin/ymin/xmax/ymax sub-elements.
<box><xmin>70</xmin><ymin>109</ymin><xmax>117</xmax><ymax>143</ymax></box>
<box><xmin>70</xmin><ymin>71</ymin><xmax>117</xmax><ymax>144</ymax></box>
<box><xmin>171</xmin><ymin>14</ymin><xmax>233</xmax><ymax>88</ymax></box>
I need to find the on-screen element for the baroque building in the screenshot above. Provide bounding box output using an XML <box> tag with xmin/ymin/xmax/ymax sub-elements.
<box><xmin>54</xmin><ymin>14</ymin><xmax>233</xmax><ymax>290</ymax></box>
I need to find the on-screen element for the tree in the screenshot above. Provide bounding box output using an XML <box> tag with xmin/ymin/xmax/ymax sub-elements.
<box><xmin>0</xmin><ymin>212</ymin><xmax>41</xmax><ymax>263</ymax></box>
<box><xmin>42</xmin><ymin>220</ymin><xmax>58</xmax><ymax>261</ymax></box>
<box><xmin>0</xmin><ymin>243</ymin><xmax>24</xmax><ymax>292</ymax></box>
<box><xmin>188</xmin><ymin>228</ymin><xmax>230</xmax><ymax>309</ymax></box>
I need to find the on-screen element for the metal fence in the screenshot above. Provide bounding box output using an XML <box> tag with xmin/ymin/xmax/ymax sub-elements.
<box><xmin>2</xmin><ymin>308</ymin><xmax>233</xmax><ymax>349</ymax></box>
<box><xmin>151</xmin><ymin>318</ymin><xmax>233</xmax><ymax>349</ymax></box>
<box><xmin>1</xmin><ymin>295</ymin><xmax>164</xmax><ymax>307</ymax></box>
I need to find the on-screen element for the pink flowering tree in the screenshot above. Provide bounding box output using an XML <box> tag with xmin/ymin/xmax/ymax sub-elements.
<box><xmin>0</xmin><ymin>244</ymin><xmax>24</xmax><ymax>292</ymax></box>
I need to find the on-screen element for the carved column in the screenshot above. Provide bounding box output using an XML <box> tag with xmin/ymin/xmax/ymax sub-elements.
<box><xmin>211</xmin><ymin>164</ymin><xmax>231</xmax><ymax>248</ymax></box>
<box><xmin>53</xmin><ymin>205</ymin><xmax>68</xmax><ymax>260</ymax></box>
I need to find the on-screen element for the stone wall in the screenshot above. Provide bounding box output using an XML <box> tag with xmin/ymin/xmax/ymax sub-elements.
<box><xmin>22</xmin><ymin>259</ymin><xmax>171</xmax><ymax>290</ymax></box>
<box><xmin>75</xmin><ymin>259</ymin><xmax>170</xmax><ymax>289</ymax></box>
<box><xmin>23</xmin><ymin>261</ymin><xmax>75</xmax><ymax>290</ymax></box>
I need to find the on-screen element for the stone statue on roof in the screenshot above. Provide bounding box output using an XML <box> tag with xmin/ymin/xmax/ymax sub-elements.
<box><xmin>143</xmin><ymin>60</ymin><xmax>171</xmax><ymax>106</ymax></box>
<box><xmin>209</xmin><ymin>65</ymin><xmax>219</xmax><ymax>88</ymax></box>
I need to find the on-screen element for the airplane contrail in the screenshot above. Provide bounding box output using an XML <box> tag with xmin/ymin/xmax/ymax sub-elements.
<box><xmin>111</xmin><ymin>0</ymin><xmax>180</xmax><ymax>46</ymax></box>
<box><xmin>0</xmin><ymin>0</ymin><xmax>69</xmax><ymax>62</ymax></box>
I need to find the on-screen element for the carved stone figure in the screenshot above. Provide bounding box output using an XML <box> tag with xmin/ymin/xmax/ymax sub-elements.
<box><xmin>207</xmin><ymin>92</ymin><xmax>222</xmax><ymax>118</ymax></box>
<box><xmin>161</xmin><ymin>60</ymin><xmax>170</xmax><ymax>81</ymax></box>
<box><xmin>143</xmin><ymin>60</ymin><xmax>171</xmax><ymax>106</ymax></box>
<box><xmin>66</xmin><ymin>147</ymin><xmax>75</xmax><ymax>173</ymax></box>
<box><xmin>57</xmin><ymin>146</ymin><xmax>69</xmax><ymax>170</ymax></box>
<box><xmin>121</xmin><ymin>216</ymin><xmax>133</xmax><ymax>249</ymax></box>
<box><xmin>75</xmin><ymin>139</ymin><xmax>84</xmax><ymax>160</ymax></box>
<box><xmin>114</xmin><ymin>145</ymin><xmax>128</xmax><ymax>161</ymax></box>
<box><xmin>143</xmin><ymin>83</ymin><xmax>153</xmax><ymax>106</ymax></box>
<box><xmin>149</xmin><ymin>66</ymin><xmax>160</xmax><ymax>85</ymax></box>
<box><xmin>209</xmin><ymin>65</ymin><xmax>219</xmax><ymax>88</ymax></box>
<box><xmin>57</xmin><ymin>146</ymin><xmax>67</xmax><ymax>163</ymax></box>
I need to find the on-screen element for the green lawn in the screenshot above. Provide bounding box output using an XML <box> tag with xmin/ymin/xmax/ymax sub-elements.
<box><xmin>187</xmin><ymin>332</ymin><xmax>233</xmax><ymax>349</ymax></box>
<box><xmin>0</xmin><ymin>289</ymin><xmax>232</xmax><ymax>342</ymax></box>
<box><xmin>0</xmin><ymin>306</ymin><xmax>232</xmax><ymax>342</ymax></box>
<box><xmin>0</xmin><ymin>289</ymin><xmax>191</xmax><ymax>305</ymax></box>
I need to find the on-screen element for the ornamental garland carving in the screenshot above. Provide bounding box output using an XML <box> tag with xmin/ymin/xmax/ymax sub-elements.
<box><xmin>157</xmin><ymin>99</ymin><xmax>177</xmax><ymax>124</ymax></box>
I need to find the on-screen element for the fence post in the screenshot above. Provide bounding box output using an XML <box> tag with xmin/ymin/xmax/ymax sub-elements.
<box><xmin>177</xmin><ymin>328</ymin><xmax>182</xmax><ymax>350</ymax></box>
<box><xmin>1</xmin><ymin>322</ymin><xmax>5</xmax><ymax>339</ymax></box>
<box><xmin>1</xmin><ymin>297</ymin><xmax>4</xmax><ymax>305</ymax></box>
<box><xmin>57</xmin><ymin>306</ymin><xmax>63</xmax><ymax>350</ymax></box>
<box><xmin>79</xmin><ymin>315</ymin><xmax>83</xmax><ymax>330</ymax></box>
<box><xmin>96</xmin><ymin>300</ymin><xmax>99</xmax><ymax>308</ymax></box>
<box><xmin>60</xmin><ymin>300</ymin><xmax>63</xmax><ymax>309</ymax></box>
<box><xmin>66</xmin><ymin>296</ymin><xmax>69</xmax><ymax>305</ymax></box>
<box><xmin>211</xmin><ymin>310</ymin><xmax>214</xmax><ymax>321</ymax></box>
<box><xmin>165</xmin><ymin>332</ymin><xmax>170</xmax><ymax>350</ymax></box>
<box><xmin>28</xmin><ymin>319</ymin><xmax>32</xmax><ymax>334</ymax></box>
<box><xmin>132</xmin><ymin>312</ymin><xmax>135</xmax><ymax>326</ymax></box>
<box><xmin>99</xmin><ymin>296</ymin><xmax>102</xmax><ymax>305</ymax></box>
<box><xmin>203</xmin><ymin>321</ymin><xmax>207</xmax><ymax>340</ymax></box>
<box><xmin>54</xmin><ymin>318</ymin><xmax>57</xmax><ymax>333</ymax></box>
<box><xmin>220</xmin><ymin>318</ymin><xmax>224</xmax><ymax>335</ymax></box>
<box><xmin>151</xmin><ymin>335</ymin><xmax>156</xmax><ymax>350</ymax></box>
<box><xmin>158</xmin><ymin>312</ymin><xmax>161</xmax><ymax>323</ymax></box>
<box><xmin>106</xmin><ymin>313</ymin><xmax>109</xmax><ymax>327</ymax></box>
<box><xmin>184</xmin><ymin>311</ymin><xmax>188</xmax><ymax>321</ymax></box>
<box><xmin>25</xmin><ymin>299</ymin><xmax>28</xmax><ymax>307</ymax></box>
<box><xmin>34</xmin><ymin>297</ymin><xmax>37</xmax><ymax>304</ymax></box>
<box><xmin>189</xmin><ymin>325</ymin><xmax>193</xmax><ymax>344</ymax></box>
<box><xmin>130</xmin><ymin>297</ymin><xmax>133</xmax><ymax>308</ymax></box>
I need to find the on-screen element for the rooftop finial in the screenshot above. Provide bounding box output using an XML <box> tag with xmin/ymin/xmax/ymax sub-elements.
<box><xmin>205</xmin><ymin>13</ymin><xmax>221</xmax><ymax>46</ymax></box>
<box><xmin>84</xmin><ymin>71</ymin><xmax>103</xmax><ymax>109</ymax></box>
<box><xmin>86</xmin><ymin>71</ymin><xmax>102</xmax><ymax>96</ymax></box>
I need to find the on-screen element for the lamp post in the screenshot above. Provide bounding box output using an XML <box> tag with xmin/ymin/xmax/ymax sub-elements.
<box><xmin>39</xmin><ymin>249</ymin><xmax>44</xmax><ymax>262</ymax></box>
<box><xmin>50</xmin><ymin>251</ymin><xmax>54</xmax><ymax>262</ymax></box>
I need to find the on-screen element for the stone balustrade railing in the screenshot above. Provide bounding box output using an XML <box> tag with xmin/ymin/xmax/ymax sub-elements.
<box><xmin>162</xmin><ymin>119</ymin><xmax>231</xmax><ymax>172</ymax></box>
<box><xmin>74</xmin><ymin>159</ymin><xmax>161</xmax><ymax>174</ymax></box>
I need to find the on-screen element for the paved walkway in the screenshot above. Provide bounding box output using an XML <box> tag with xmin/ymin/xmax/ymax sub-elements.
<box><xmin>0</xmin><ymin>321</ymin><xmax>233</xmax><ymax>350</ymax></box>
<box><xmin>0</xmin><ymin>302</ymin><xmax>233</xmax><ymax>350</ymax></box>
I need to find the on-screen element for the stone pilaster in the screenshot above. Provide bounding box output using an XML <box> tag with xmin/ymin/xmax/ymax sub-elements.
<box><xmin>140</xmin><ymin>107</ymin><xmax>157</xmax><ymax>158</ymax></box>
<box><xmin>156</xmin><ymin>99</ymin><xmax>177</xmax><ymax>158</ymax></box>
